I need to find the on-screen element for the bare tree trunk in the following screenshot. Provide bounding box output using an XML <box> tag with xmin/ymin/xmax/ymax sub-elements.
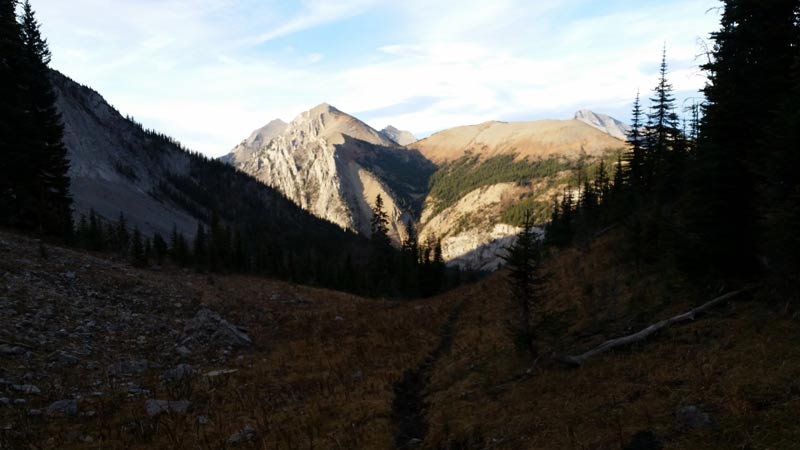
<box><xmin>555</xmin><ymin>288</ymin><xmax>753</xmax><ymax>367</ymax></box>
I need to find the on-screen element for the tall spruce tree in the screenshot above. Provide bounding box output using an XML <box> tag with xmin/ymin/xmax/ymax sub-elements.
<box><xmin>17</xmin><ymin>0</ymin><xmax>71</xmax><ymax>235</ymax></box>
<box><xmin>626</xmin><ymin>91</ymin><xmax>646</xmax><ymax>190</ymax></box>
<box><xmin>646</xmin><ymin>47</ymin><xmax>680</xmax><ymax>191</ymax></box>
<box><xmin>686</xmin><ymin>0</ymin><xmax>799</xmax><ymax>278</ymax></box>
<box><xmin>370</xmin><ymin>194</ymin><xmax>391</xmax><ymax>249</ymax></box>
<box><xmin>0</xmin><ymin>0</ymin><xmax>26</xmax><ymax>226</ymax></box>
<box><xmin>368</xmin><ymin>194</ymin><xmax>392</xmax><ymax>294</ymax></box>
<box><xmin>503</xmin><ymin>211</ymin><xmax>542</xmax><ymax>356</ymax></box>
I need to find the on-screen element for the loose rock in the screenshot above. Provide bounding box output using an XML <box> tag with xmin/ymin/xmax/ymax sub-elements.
<box><xmin>12</xmin><ymin>384</ymin><xmax>41</xmax><ymax>395</ymax></box>
<box><xmin>676</xmin><ymin>405</ymin><xmax>711</xmax><ymax>429</ymax></box>
<box><xmin>227</xmin><ymin>425</ymin><xmax>256</xmax><ymax>445</ymax></box>
<box><xmin>145</xmin><ymin>399</ymin><xmax>192</xmax><ymax>417</ymax></box>
<box><xmin>107</xmin><ymin>359</ymin><xmax>149</xmax><ymax>376</ymax></box>
<box><xmin>182</xmin><ymin>308</ymin><xmax>252</xmax><ymax>349</ymax></box>
<box><xmin>162</xmin><ymin>364</ymin><xmax>196</xmax><ymax>383</ymax></box>
<box><xmin>0</xmin><ymin>344</ymin><xmax>24</xmax><ymax>356</ymax></box>
<box><xmin>46</xmin><ymin>399</ymin><xmax>78</xmax><ymax>417</ymax></box>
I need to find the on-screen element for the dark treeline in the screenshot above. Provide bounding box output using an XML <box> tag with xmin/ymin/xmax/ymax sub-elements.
<box><xmin>542</xmin><ymin>0</ymin><xmax>800</xmax><ymax>301</ymax></box>
<box><xmin>71</xmin><ymin>193</ymin><xmax>457</xmax><ymax>299</ymax></box>
<box><xmin>0</xmin><ymin>0</ymin><xmax>71</xmax><ymax>236</ymax></box>
<box><xmin>367</xmin><ymin>194</ymin><xmax>460</xmax><ymax>298</ymax></box>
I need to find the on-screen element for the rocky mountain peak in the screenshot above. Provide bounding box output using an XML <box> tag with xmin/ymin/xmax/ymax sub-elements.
<box><xmin>286</xmin><ymin>103</ymin><xmax>395</xmax><ymax>147</ymax></box>
<box><xmin>573</xmin><ymin>109</ymin><xmax>631</xmax><ymax>141</ymax></box>
<box><xmin>306</xmin><ymin>102</ymin><xmax>339</xmax><ymax>116</ymax></box>
<box><xmin>245</xmin><ymin>119</ymin><xmax>288</xmax><ymax>147</ymax></box>
<box><xmin>380</xmin><ymin>125</ymin><xmax>417</xmax><ymax>146</ymax></box>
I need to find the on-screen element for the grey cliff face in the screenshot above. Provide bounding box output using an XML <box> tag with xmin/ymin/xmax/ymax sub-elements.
<box><xmin>52</xmin><ymin>71</ymin><xmax>197</xmax><ymax>237</ymax></box>
<box><xmin>224</xmin><ymin>104</ymin><xmax>432</xmax><ymax>245</ymax></box>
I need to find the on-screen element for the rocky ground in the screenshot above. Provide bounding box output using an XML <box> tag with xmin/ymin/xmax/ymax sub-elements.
<box><xmin>0</xmin><ymin>231</ymin><xmax>261</xmax><ymax>445</ymax></box>
<box><xmin>0</xmin><ymin>230</ymin><xmax>458</xmax><ymax>449</ymax></box>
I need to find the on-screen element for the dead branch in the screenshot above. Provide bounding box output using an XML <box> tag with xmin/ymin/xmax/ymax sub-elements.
<box><xmin>555</xmin><ymin>288</ymin><xmax>753</xmax><ymax>367</ymax></box>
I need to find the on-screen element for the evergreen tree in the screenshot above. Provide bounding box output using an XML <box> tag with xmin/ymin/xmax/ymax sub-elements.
<box><xmin>647</xmin><ymin>47</ymin><xmax>680</xmax><ymax>160</ymax></box>
<box><xmin>0</xmin><ymin>0</ymin><xmax>26</xmax><ymax>226</ymax></box>
<box><xmin>193</xmin><ymin>222</ymin><xmax>207</xmax><ymax>270</ymax></box>
<box><xmin>368</xmin><ymin>194</ymin><xmax>393</xmax><ymax>294</ymax></box>
<box><xmin>502</xmin><ymin>210</ymin><xmax>542</xmax><ymax>356</ymax></box>
<box><xmin>686</xmin><ymin>0</ymin><xmax>798</xmax><ymax>278</ymax></box>
<box><xmin>87</xmin><ymin>209</ymin><xmax>104</xmax><ymax>250</ymax></box>
<box><xmin>130</xmin><ymin>226</ymin><xmax>146</xmax><ymax>267</ymax></box>
<box><xmin>399</xmin><ymin>219</ymin><xmax>420</xmax><ymax>297</ymax></box>
<box><xmin>546</xmin><ymin>191</ymin><xmax>575</xmax><ymax>248</ymax></box>
<box><xmin>594</xmin><ymin>160</ymin><xmax>611</xmax><ymax>204</ymax></box>
<box><xmin>370</xmin><ymin>194</ymin><xmax>391</xmax><ymax>249</ymax></box>
<box><xmin>579</xmin><ymin>179</ymin><xmax>597</xmax><ymax>213</ymax></box>
<box><xmin>170</xmin><ymin>224</ymin><xmax>189</xmax><ymax>267</ymax></box>
<box><xmin>646</xmin><ymin>47</ymin><xmax>681</xmax><ymax>192</ymax></box>
<box><xmin>612</xmin><ymin>155</ymin><xmax>625</xmax><ymax>197</ymax></box>
<box><xmin>114</xmin><ymin>213</ymin><xmax>129</xmax><ymax>255</ymax></box>
<box><xmin>16</xmin><ymin>1</ymin><xmax>71</xmax><ymax>235</ymax></box>
<box><xmin>152</xmin><ymin>232</ymin><xmax>168</xmax><ymax>264</ymax></box>
<box><xmin>626</xmin><ymin>91</ymin><xmax>646</xmax><ymax>189</ymax></box>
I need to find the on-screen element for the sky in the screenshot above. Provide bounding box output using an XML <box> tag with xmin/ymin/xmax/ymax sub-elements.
<box><xmin>32</xmin><ymin>0</ymin><xmax>721</xmax><ymax>157</ymax></box>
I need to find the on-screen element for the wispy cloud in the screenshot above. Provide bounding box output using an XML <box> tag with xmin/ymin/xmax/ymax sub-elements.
<box><xmin>242</xmin><ymin>0</ymin><xmax>381</xmax><ymax>45</ymax></box>
<box><xmin>32</xmin><ymin>0</ymin><xmax>720</xmax><ymax>156</ymax></box>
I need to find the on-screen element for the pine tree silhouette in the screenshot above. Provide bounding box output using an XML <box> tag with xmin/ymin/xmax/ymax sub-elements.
<box><xmin>17</xmin><ymin>0</ymin><xmax>71</xmax><ymax>235</ymax></box>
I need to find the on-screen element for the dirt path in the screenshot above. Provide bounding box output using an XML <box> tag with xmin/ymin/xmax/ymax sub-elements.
<box><xmin>392</xmin><ymin>302</ymin><xmax>464</xmax><ymax>449</ymax></box>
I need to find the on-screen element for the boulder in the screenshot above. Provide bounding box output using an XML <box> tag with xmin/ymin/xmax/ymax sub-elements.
<box><xmin>145</xmin><ymin>399</ymin><xmax>192</xmax><ymax>417</ymax></box>
<box><xmin>182</xmin><ymin>308</ymin><xmax>251</xmax><ymax>348</ymax></box>
<box><xmin>46</xmin><ymin>399</ymin><xmax>78</xmax><ymax>417</ymax></box>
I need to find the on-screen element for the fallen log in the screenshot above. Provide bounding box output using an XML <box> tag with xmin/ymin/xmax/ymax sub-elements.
<box><xmin>555</xmin><ymin>287</ymin><xmax>753</xmax><ymax>367</ymax></box>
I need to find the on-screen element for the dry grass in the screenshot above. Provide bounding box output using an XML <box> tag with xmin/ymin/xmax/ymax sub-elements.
<box><xmin>0</xmin><ymin>231</ymin><xmax>459</xmax><ymax>450</ymax></box>
<box><xmin>425</xmin><ymin>233</ymin><xmax>800</xmax><ymax>449</ymax></box>
<box><xmin>3</xmin><ymin>230</ymin><xmax>799</xmax><ymax>450</ymax></box>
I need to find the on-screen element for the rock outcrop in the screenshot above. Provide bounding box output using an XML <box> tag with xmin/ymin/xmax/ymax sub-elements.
<box><xmin>574</xmin><ymin>109</ymin><xmax>632</xmax><ymax>141</ymax></box>
<box><xmin>223</xmin><ymin>104</ymin><xmax>434</xmax><ymax>244</ymax></box>
<box><xmin>182</xmin><ymin>308</ymin><xmax>252</xmax><ymax>349</ymax></box>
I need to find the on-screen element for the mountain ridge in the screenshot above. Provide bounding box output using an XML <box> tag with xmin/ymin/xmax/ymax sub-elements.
<box><xmin>224</xmin><ymin>104</ymin><xmax>628</xmax><ymax>270</ymax></box>
<box><xmin>222</xmin><ymin>103</ymin><xmax>433</xmax><ymax>245</ymax></box>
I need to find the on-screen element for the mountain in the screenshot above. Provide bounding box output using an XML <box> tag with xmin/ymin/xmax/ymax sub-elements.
<box><xmin>221</xmin><ymin>119</ymin><xmax>288</xmax><ymax>166</ymax></box>
<box><xmin>223</xmin><ymin>104</ymin><xmax>434</xmax><ymax>244</ymax></box>
<box><xmin>408</xmin><ymin>118</ymin><xmax>625</xmax><ymax>271</ymax></box>
<box><xmin>573</xmin><ymin>109</ymin><xmax>631</xmax><ymax>140</ymax></box>
<box><xmin>52</xmin><ymin>70</ymin><xmax>197</xmax><ymax>236</ymax></box>
<box><xmin>380</xmin><ymin>125</ymin><xmax>417</xmax><ymax>146</ymax></box>
<box><xmin>225</xmin><ymin>109</ymin><xmax>627</xmax><ymax>271</ymax></box>
<box><xmin>51</xmin><ymin>71</ymin><xmax>377</xmax><ymax>281</ymax></box>
<box><xmin>411</xmin><ymin>118</ymin><xmax>623</xmax><ymax>165</ymax></box>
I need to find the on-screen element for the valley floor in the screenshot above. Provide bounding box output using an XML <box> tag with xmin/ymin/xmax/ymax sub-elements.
<box><xmin>1</xmin><ymin>229</ymin><xmax>798</xmax><ymax>449</ymax></box>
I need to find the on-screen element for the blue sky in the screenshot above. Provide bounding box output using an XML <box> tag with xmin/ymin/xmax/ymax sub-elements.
<box><xmin>32</xmin><ymin>0</ymin><xmax>721</xmax><ymax>156</ymax></box>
